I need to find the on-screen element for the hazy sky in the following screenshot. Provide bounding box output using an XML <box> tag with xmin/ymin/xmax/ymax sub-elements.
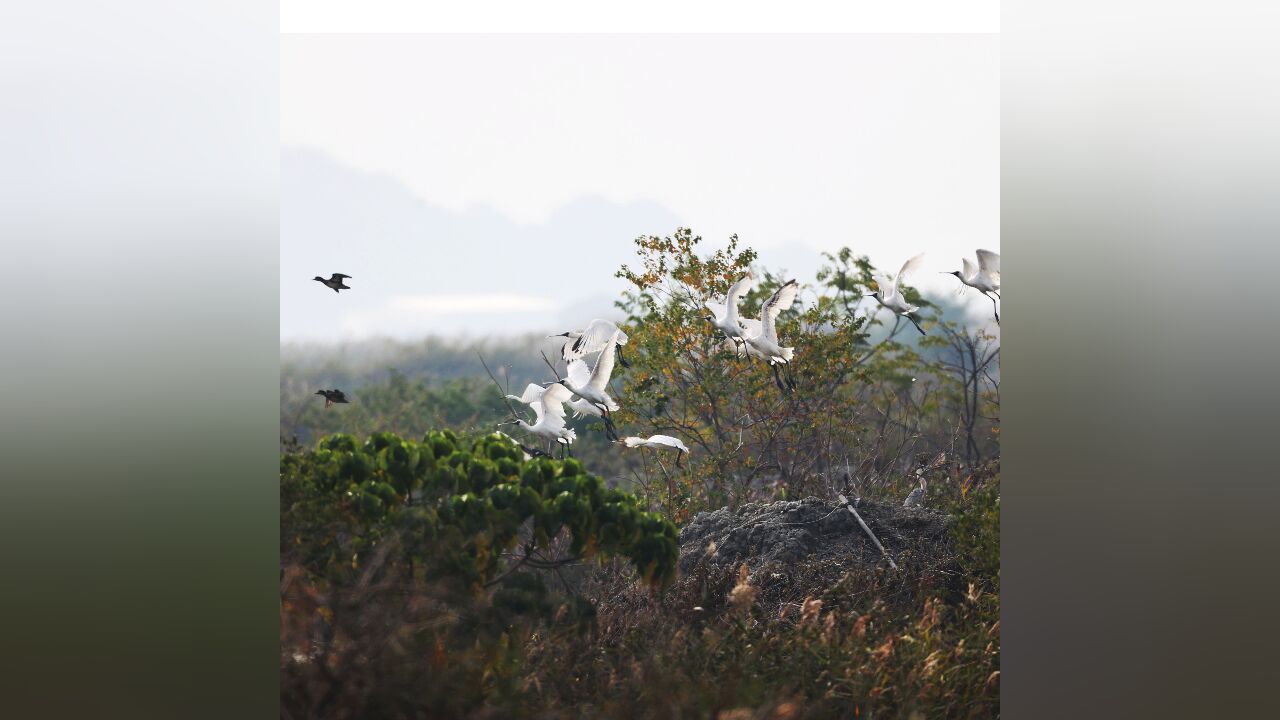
<box><xmin>282</xmin><ymin>34</ymin><xmax>998</xmax><ymax>341</ymax></box>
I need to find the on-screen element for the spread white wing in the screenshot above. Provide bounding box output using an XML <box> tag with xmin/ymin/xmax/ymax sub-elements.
<box><xmin>760</xmin><ymin>280</ymin><xmax>800</xmax><ymax>343</ymax></box>
<box><xmin>724</xmin><ymin>273</ymin><xmax>754</xmax><ymax>323</ymax></box>
<box><xmin>507</xmin><ymin>383</ymin><xmax>545</xmax><ymax>406</ymax></box>
<box><xmin>961</xmin><ymin>257</ymin><xmax>978</xmax><ymax>280</ymax></box>
<box><xmin>873</xmin><ymin>273</ymin><xmax>897</xmax><ymax>303</ymax></box>
<box><xmin>644</xmin><ymin>435</ymin><xmax>690</xmax><ymax>452</ymax></box>
<box><xmin>563</xmin><ymin>319</ymin><xmax>628</xmax><ymax>361</ymax></box>
<box><xmin>569</xmin><ymin>398</ymin><xmax>603</xmax><ymax>418</ymax></box>
<box><xmin>739</xmin><ymin>317</ymin><xmax>763</xmax><ymax>340</ymax></box>
<box><xmin>588</xmin><ymin>330</ymin><xmax>621</xmax><ymax>391</ymax></box>
<box><xmin>976</xmin><ymin>249</ymin><xmax>1000</xmax><ymax>283</ymax></box>
<box><xmin>895</xmin><ymin>254</ymin><xmax>925</xmax><ymax>293</ymax></box>
<box><xmin>537</xmin><ymin>383</ymin><xmax>573</xmax><ymax>429</ymax></box>
<box><xmin>566</xmin><ymin>359</ymin><xmax>593</xmax><ymax>392</ymax></box>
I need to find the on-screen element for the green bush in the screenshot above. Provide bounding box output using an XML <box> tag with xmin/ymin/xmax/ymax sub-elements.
<box><xmin>281</xmin><ymin>429</ymin><xmax>679</xmax><ymax>591</ymax></box>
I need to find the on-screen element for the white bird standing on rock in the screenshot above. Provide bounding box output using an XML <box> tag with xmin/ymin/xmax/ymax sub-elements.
<box><xmin>869</xmin><ymin>254</ymin><xmax>927</xmax><ymax>335</ymax></box>
<box><xmin>742</xmin><ymin>279</ymin><xmax>801</xmax><ymax>391</ymax></box>
<box><xmin>552</xmin><ymin>319</ymin><xmax>630</xmax><ymax>366</ymax></box>
<box><xmin>903</xmin><ymin>478</ymin><xmax>928</xmax><ymax>508</ymax></box>
<box><xmin>499</xmin><ymin>382</ymin><xmax>577</xmax><ymax>457</ymax></box>
<box><xmin>944</xmin><ymin>249</ymin><xmax>1001</xmax><ymax>323</ymax></box>
<box><xmin>616</xmin><ymin>434</ymin><xmax>691</xmax><ymax>468</ymax></box>
<box><xmin>705</xmin><ymin>271</ymin><xmax>755</xmax><ymax>351</ymax></box>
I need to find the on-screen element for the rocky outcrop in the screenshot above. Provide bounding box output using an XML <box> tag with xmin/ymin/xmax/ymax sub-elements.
<box><xmin>677</xmin><ymin>496</ymin><xmax>952</xmax><ymax>576</ymax></box>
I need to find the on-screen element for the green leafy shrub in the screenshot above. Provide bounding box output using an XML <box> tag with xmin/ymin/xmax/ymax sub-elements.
<box><xmin>282</xmin><ymin>429</ymin><xmax>679</xmax><ymax>590</ymax></box>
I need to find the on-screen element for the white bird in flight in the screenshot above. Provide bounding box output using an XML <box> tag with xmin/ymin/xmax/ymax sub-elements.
<box><xmin>552</xmin><ymin>319</ymin><xmax>630</xmax><ymax>367</ymax></box>
<box><xmin>555</xmin><ymin>330</ymin><xmax>623</xmax><ymax>440</ymax></box>
<box><xmin>616</xmin><ymin>434</ymin><xmax>691</xmax><ymax>468</ymax></box>
<box><xmin>704</xmin><ymin>271</ymin><xmax>755</xmax><ymax>351</ymax></box>
<box><xmin>741</xmin><ymin>279</ymin><xmax>801</xmax><ymax>391</ymax></box>
<box><xmin>499</xmin><ymin>382</ymin><xmax>577</xmax><ymax>457</ymax></box>
<box><xmin>869</xmin><ymin>253</ymin><xmax>927</xmax><ymax>335</ymax></box>
<box><xmin>944</xmin><ymin>249</ymin><xmax>1001</xmax><ymax>323</ymax></box>
<box><xmin>512</xmin><ymin>380</ymin><xmax>608</xmax><ymax>425</ymax></box>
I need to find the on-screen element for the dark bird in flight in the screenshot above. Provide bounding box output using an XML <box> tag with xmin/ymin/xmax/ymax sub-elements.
<box><xmin>313</xmin><ymin>273</ymin><xmax>352</xmax><ymax>292</ymax></box>
<box><xmin>315</xmin><ymin>389</ymin><xmax>349</xmax><ymax>408</ymax></box>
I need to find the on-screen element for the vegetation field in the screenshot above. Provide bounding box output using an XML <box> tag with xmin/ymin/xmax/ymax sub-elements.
<box><xmin>281</xmin><ymin>230</ymin><xmax>1000</xmax><ymax>719</ymax></box>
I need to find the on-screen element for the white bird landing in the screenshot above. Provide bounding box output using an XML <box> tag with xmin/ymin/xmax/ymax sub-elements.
<box><xmin>552</xmin><ymin>319</ymin><xmax>630</xmax><ymax>366</ymax></box>
<box><xmin>557</xmin><ymin>330</ymin><xmax>623</xmax><ymax>440</ymax></box>
<box><xmin>500</xmin><ymin>382</ymin><xmax>577</xmax><ymax>457</ymax></box>
<box><xmin>510</xmin><ymin>381</ymin><xmax>607</xmax><ymax>423</ymax></box>
<box><xmin>616</xmin><ymin>434</ymin><xmax>691</xmax><ymax>468</ymax></box>
<box><xmin>740</xmin><ymin>279</ymin><xmax>801</xmax><ymax>391</ymax></box>
<box><xmin>705</xmin><ymin>271</ymin><xmax>755</xmax><ymax>348</ymax></box>
<box><xmin>944</xmin><ymin>249</ymin><xmax>1001</xmax><ymax>323</ymax></box>
<box><xmin>870</xmin><ymin>254</ymin><xmax>927</xmax><ymax>335</ymax></box>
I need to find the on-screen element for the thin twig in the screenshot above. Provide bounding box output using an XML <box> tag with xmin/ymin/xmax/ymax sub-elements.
<box><xmin>477</xmin><ymin>351</ymin><xmax>524</xmax><ymax>422</ymax></box>
<box><xmin>837</xmin><ymin>494</ymin><xmax>899</xmax><ymax>571</ymax></box>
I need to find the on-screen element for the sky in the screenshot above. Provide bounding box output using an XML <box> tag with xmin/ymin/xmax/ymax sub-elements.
<box><xmin>281</xmin><ymin>34</ymin><xmax>999</xmax><ymax>341</ymax></box>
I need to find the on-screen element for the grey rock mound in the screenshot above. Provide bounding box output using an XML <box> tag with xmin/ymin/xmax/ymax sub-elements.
<box><xmin>677</xmin><ymin>496</ymin><xmax>950</xmax><ymax>576</ymax></box>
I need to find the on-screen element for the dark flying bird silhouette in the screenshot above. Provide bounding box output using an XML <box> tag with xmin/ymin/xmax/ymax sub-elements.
<box><xmin>315</xmin><ymin>389</ymin><xmax>349</xmax><ymax>408</ymax></box>
<box><xmin>313</xmin><ymin>273</ymin><xmax>352</xmax><ymax>293</ymax></box>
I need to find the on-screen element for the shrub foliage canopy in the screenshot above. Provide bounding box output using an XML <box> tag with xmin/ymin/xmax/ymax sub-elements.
<box><xmin>282</xmin><ymin>429</ymin><xmax>679</xmax><ymax>590</ymax></box>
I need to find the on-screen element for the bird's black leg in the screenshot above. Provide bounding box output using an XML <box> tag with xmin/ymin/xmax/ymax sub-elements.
<box><xmin>784</xmin><ymin>364</ymin><xmax>797</xmax><ymax>391</ymax></box>
<box><xmin>771</xmin><ymin>363</ymin><xmax>786</xmax><ymax>391</ymax></box>
<box><xmin>906</xmin><ymin>314</ymin><xmax>927</xmax><ymax>336</ymax></box>
<box><xmin>616</xmin><ymin>344</ymin><xmax>630</xmax><ymax>369</ymax></box>
<box><xmin>986</xmin><ymin>292</ymin><xmax>1000</xmax><ymax>324</ymax></box>
<box><xmin>676</xmin><ymin>450</ymin><xmax>684</xmax><ymax>469</ymax></box>
<box><xmin>600</xmin><ymin>406</ymin><xmax>619</xmax><ymax>441</ymax></box>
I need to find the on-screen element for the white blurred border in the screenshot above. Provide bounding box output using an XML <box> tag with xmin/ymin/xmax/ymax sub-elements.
<box><xmin>281</xmin><ymin>0</ymin><xmax>1000</xmax><ymax>33</ymax></box>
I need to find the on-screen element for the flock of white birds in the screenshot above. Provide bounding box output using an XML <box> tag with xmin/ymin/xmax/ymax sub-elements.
<box><xmin>489</xmin><ymin>248</ymin><xmax>1000</xmax><ymax>475</ymax></box>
